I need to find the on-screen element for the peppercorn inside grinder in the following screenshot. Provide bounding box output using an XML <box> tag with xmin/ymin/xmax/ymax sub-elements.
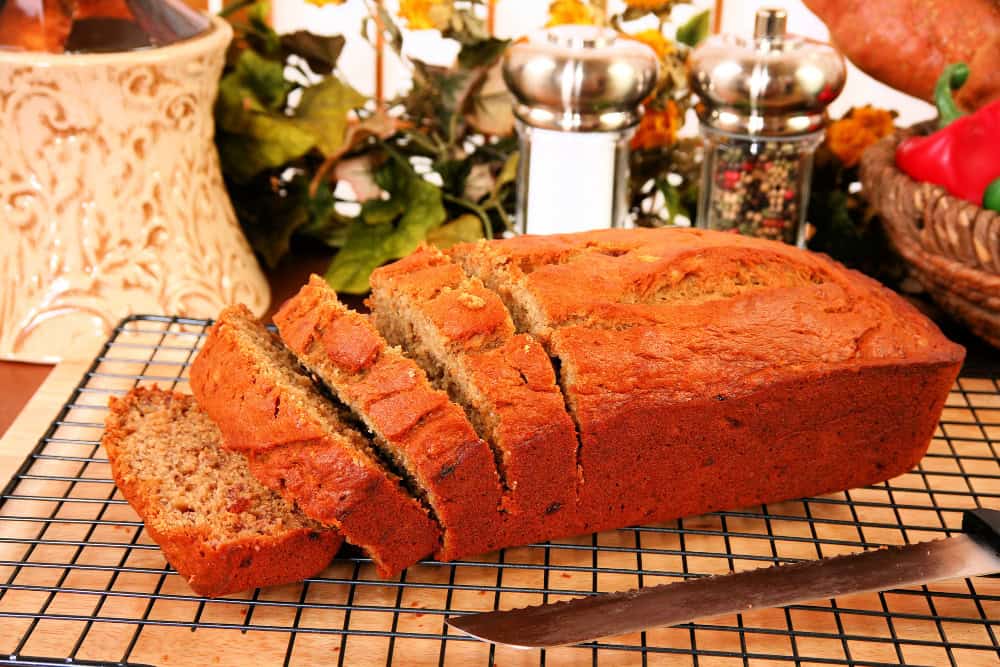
<box><xmin>689</xmin><ymin>9</ymin><xmax>845</xmax><ymax>246</ymax></box>
<box><xmin>503</xmin><ymin>26</ymin><xmax>658</xmax><ymax>234</ymax></box>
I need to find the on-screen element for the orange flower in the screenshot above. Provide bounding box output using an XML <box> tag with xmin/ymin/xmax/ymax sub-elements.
<box><xmin>546</xmin><ymin>0</ymin><xmax>596</xmax><ymax>27</ymax></box>
<box><xmin>398</xmin><ymin>0</ymin><xmax>452</xmax><ymax>31</ymax></box>
<box><xmin>629</xmin><ymin>28</ymin><xmax>674</xmax><ymax>61</ymax></box>
<box><xmin>851</xmin><ymin>105</ymin><xmax>896</xmax><ymax>137</ymax></box>
<box><xmin>826</xmin><ymin>106</ymin><xmax>896</xmax><ymax>167</ymax></box>
<box><xmin>631</xmin><ymin>100</ymin><xmax>681</xmax><ymax>151</ymax></box>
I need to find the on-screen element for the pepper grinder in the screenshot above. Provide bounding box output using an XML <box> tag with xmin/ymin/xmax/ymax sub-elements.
<box><xmin>503</xmin><ymin>26</ymin><xmax>658</xmax><ymax>235</ymax></box>
<box><xmin>689</xmin><ymin>8</ymin><xmax>846</xmax><ymax>246</ymax></box>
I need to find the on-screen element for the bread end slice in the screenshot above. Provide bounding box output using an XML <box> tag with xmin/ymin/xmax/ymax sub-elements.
<box><xmin>189</xmin><ymin>305</ymin><xmax>442</xmax><ymax>577</ymax></box>
<box><xmin>102</xmin><ymin>387</ymin><xmax>341</xmax><ymax>597</ymax></box>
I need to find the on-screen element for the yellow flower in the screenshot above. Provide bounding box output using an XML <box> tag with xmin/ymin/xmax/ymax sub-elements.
<box><xmin>826</xmin><ymin>106</ymin><xmax>896</xmax><ymax>167</ymax></box>
<box><xmin>305</xmin><ymin>0</ymin><xmax>347</xmax><ymax>5</ymax></box>
<box><xmin>631</xmin><ymin>99</ymin><xmax>681</xmax><ymax>151</ymax></box>
<box><xmin>623</xmin><ymin>0</ymin><xmax>673</xmax><ymax>10</ymax></box>
<box><xmin>398</xmin><ymin>0</ymin><xmax>453</xmax><ymax>31</ymax></box>
<box><xmin>629</xmin><ymin>29</ymin><xmax>674</xmax><ymax>61</ymax></box>
<box><xmin>546</xmin><ymin>0</ymin><xmax>596</xmax><ymax>27</ymax></box>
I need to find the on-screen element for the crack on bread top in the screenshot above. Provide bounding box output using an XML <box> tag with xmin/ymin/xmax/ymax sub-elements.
<box><xmin>299</xmin><ymin>350</ymin><xmax>444</xmax><ymax>527</ymax></box>
<box><xmin>273</xmin><ymin>277</ymin><xmax>515</xmax><ymax>560</ymax></box>
<box><xmin>369</xmin><ymin>284</ymin><xmax>513</xmax><ymax>497</ymax></box>
<box><xmin>448</xmin><ymin>228</ymin><xmax>944</xmax><ymax>363</ymax></box>
<box><xmin>369</xmin><ymin>250</ymin><xmax>583</xmax><ymax>513</ymax></box>
<box><xmin>451</xmin><ymin>235</ymin><xmax>835</xmax><ymax>335</ymax></box>
<box><xmin>619</xmin><ymin>249</ymin><xmax>829</xmax><ymax>305</ymax></box>
<box><xmin>212</xmin><ymin>306</ymin><xmax>405</xmax><ymax>488</ymax></box>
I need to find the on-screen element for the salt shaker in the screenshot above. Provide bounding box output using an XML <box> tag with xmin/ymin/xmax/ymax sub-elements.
<box><xmin>503</xmin><ymin>26</ymin><xmax>658</xmax><ymax>235</ymax></box>
<box><xmin>689</xmin><ymin>9</ymin><xmax>845</xmax><ymax>246</ymax></box>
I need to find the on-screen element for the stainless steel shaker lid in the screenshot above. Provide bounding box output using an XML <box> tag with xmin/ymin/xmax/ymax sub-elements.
<box><xmin>502</xmin><ymin>25</ymin><xmax>659</xmax><ymax>132</ymax></box>
<box><xmin>689</xmin><ymin>8</ymin><xmax>846</xmax><ymax>136</ymax></box>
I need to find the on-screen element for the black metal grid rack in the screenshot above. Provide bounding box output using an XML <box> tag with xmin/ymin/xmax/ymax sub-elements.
<box><xmin>0</xmin><ymin>314</ymin><xmax>998</xmax><ymax>667</ymax></box>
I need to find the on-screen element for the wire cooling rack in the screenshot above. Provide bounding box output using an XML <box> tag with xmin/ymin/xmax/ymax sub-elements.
<box><xmin>1</xmin><ymin>315</ymin><xmax>998</xmax><ymax>667</ymax></box>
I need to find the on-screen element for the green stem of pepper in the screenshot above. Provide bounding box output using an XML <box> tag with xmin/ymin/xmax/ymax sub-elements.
<box><xmin>935</xmin><ymin>63</ymin><xmax>970</xmax><ymax>129</ymax></box>
<box><xmin>983</xmin><ymin>177</ymin><xmax>1000</xmax><ymax>213</ymax></box>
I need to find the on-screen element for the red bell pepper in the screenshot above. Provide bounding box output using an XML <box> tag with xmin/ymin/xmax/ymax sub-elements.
<box><xmin>895</xmin><ymin>65</ymin><xmax>1000</xmax><ymax>207</ymax></box>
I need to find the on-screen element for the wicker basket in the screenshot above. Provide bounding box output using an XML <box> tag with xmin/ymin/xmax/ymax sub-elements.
<box><xmin>859</xmin><ymin>130</ymin><xmax>1000</xmax><ymax>348</ymax></box>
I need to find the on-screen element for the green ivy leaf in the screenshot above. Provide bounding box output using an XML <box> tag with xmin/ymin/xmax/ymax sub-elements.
<box><xmin>280</xmin><ymin>32</ymin><xmax>346</xmax><ymax>73</ymax></box>
<box><xmin>293</xmin><ymin>78</ymin><xmax>366</xmax><ymax>156</ymax></box>
<box><xmin>228</xmin><ymin>173</ymin><xmax>311</xmax><ymax>269</ymax></box>
<box><xmin>244</xmin><ymin>2</ymin><xmax>283</xmax><ymax>58</ymax></box>
<box><xmin>457</xmin><ymin>37</ymin><xmax>509</xmax><ymax>70</ymax></box>
<box><xmin>493</xmin><ymin>152</ymin><xmax>518</xmax><ymax>195</ymax></box>
<box><xmin>426</xmin><ymin>214</ymin><xmax>484</xmax><ymax>249</ymax></box>
<box><xmin>217</xmin><ymin>116</ymin><xmax>316</xmax><ymax>183</ymax></box>
<box><xmin>361</xmin><ymin>197</ymin><xmax>405</xmax><ymax>224</ymax></box>
<box><xmin>297</xmin><ymin>181</ymin><xmax>352</xmax><ymax>248</ymax></box>
<box><xmin>620</xmin><ymin>2</ymin><xmax>679</xmax><ymax>22</ymax></box>
<box><xmin>656</xmin><ymin>178</ymin><xmax>689</xmax><ymax>222</ymax></box>
<box><xmin>326</xmin><ymin>159</ymin><xmax>447</xmax><ymax>293</ymax></box>
<box><xmin>676</xmin><ymin>10</ymin><xmax>710</xmax><ymax>47</ymax></box>
<box><xmin>218</xmin><ymin>49</ymin><xmax>293</xmax><ymax>126</ymax></box>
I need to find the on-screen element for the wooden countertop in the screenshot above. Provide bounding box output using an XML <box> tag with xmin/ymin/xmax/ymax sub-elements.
<box><xmin>2</xmin><ymin>252</ymin><xmax>998</xmax><ymax>665</ymax></box>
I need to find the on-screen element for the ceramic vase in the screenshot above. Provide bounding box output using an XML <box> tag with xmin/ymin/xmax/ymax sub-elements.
<box><xmin>0</xmin><ymin>16</ymin><xmax>269</xmax><ymax>361</ymax></box>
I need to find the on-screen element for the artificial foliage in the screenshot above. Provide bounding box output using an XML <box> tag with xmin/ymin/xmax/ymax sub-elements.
<box><xmin>214</xmin><ymin>0</ymin><xmax>897</xmax><ymax>293</ymax></box>
<box><xmin>214</xmin><ymin>0</ymin><xmax>707</xmax><ymax>292</ymax></box>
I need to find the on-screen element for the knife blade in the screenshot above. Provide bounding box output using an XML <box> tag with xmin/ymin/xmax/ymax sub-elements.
<box><xmin>446</xmin><ymin>508</ymin><xmax>1000</xmax><ymax>649</ymax></box>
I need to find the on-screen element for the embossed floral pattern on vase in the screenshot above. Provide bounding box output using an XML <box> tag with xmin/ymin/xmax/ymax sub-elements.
<box><xmin>0</xmin><ymin>17</ymin><xmax>269</xmax><ymax>361</ymax></box>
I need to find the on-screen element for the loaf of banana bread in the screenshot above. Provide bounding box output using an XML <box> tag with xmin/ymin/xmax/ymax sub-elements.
<box><xmin>449</xmin><ymin>228</ymin><xmax>965</xmax><ymax>531</ymax></box>
<box><xmin>184</xmin><ymin>227</ymin><xmax>963</xmax><ymax>574</ymax></box>
<box><xmin>102</xmin><ymin>387</ymin><xmax>342</xmax><ymax>597</ymax></box>
<box><xmin>189</xmin><ymin>305</ymin><xmax>441</xmax><ymax>576</ymax></box>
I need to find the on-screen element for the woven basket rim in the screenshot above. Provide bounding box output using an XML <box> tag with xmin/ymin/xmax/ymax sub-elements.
<box><xmin>859</xmin><ymin>129</ymin><xmax>999</xmax><ymax>348</ymax></box>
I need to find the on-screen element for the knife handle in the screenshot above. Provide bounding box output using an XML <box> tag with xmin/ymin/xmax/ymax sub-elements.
<box><xmin>963</xmin><ymin>508</ymin><xmax>1000</xmax><ymax>554</ymax></box>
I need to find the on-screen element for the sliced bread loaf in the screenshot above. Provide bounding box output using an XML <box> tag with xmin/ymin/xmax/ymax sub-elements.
<box><xmin>368</xmin><ymin>247</ymin><xmax>583</xmax><ymax>541</ymax></box>
<box><xmin>102</xmin><ymin>387</ymin><xmax>342</xmax><ymax>597</ymax></box>
<box><xmin>274</xmin><ymin>276</ymin><xmax>505</xmax><ymax>561</ymax></box>
<box><xmin>450</xmin><ymin>228</ymin><xmax>965</xmax><ymax>530</ymax></box>
<box><xmin>189</xmin><ymin>304</ymin><xmax>441</xmax><ymax>577</ymax></box>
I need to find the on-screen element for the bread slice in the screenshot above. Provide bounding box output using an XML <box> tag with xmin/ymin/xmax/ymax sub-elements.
<box><xmin>189</xmin><ymin>305</ymin><xmax>441</xmax><ymax>577</ymax></box>
<box><xmin>274</xmin><ymin>276</ymin><xmax>505</xmax><ymax>561</ymax></box>
<box><xmin>368</xmin><ymin>247</ymin><xmax>582</xmax><ymax>541</ymax></box>
<box><xmin>102</xmin><ymin>387</ymin><xmax>341</xmax><ymax>597</ymax></box>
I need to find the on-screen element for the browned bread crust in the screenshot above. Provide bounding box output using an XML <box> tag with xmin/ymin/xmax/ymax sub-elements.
<box><xmin>170</xmin><ymin>226</ymin><xmax>962</xmax><ymax>574</ymax></box>
<box><xmin>369</xmin><ymin>248</ymin><xmax>583</xmax><ymax>545</ymax></box>
<box><xmin>450</xmin><ymin>227</ymin><xmax>965</xmax><ymax>533</ymax></box>
<box><xmin>101</xmin><ymin>387</ymin><xmax>341</xmax><ymax>597</ymax></box>
<box><xmin>189</xmin><ymin>305</ymin><xmax>440</xmax><ymax>577</ymax></box>
<box><xmin>274</xmin><ymin>276</ymin><xmax>506</xmax><ymax>560</ymax></box>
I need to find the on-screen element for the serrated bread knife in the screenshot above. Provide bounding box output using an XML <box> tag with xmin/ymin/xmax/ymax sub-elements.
<box><xmin>446</xmin><ymin>508</ymin><xmax>1000</xmax><ymax>649</ymax></box>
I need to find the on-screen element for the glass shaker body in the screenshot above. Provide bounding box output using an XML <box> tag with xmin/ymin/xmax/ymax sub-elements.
<box><xmin>696</xmin><ymin>125</ymin><xmax>822</xmax><ymax>247</ymax></box>
<box><xmin>514</xmin><ymin>120</ymin><xmax>633</xmax><ymax>235</ymax></box>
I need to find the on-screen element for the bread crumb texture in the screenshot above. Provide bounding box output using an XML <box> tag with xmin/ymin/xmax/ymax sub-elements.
<box><xmin>102</xmin><ymin>387</ymin><xmax>341</xmax><ymax>596</ymax></box>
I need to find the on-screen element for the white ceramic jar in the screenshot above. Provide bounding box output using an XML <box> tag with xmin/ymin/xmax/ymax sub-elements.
<box><xmin>0</xmin><ymin>17</ymin><xmax>269</xmax><ymax>361</ymax></box>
